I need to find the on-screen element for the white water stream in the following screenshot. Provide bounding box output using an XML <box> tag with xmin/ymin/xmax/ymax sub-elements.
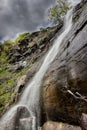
<box><xmin>0</xmin><ymin>0</ymin><xmax>81</xmax><ymax>130</ymax></box>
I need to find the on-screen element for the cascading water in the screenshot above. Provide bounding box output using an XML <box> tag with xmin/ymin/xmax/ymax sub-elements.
<box><xmin>0</xmin><ymin>0</ymin><xmax>81</xmax><ymax>130</ymax></box>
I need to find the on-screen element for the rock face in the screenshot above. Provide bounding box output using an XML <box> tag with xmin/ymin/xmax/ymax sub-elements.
<box><xmin>42</xmin><ymin>121</ymin><xmax>82</xmax><ymax>130</ymax></box>
<box><xmin>42</xmin><ymin>0</ymin><xmax>87</xmax><ymax>125</ymax></box>
<box><xmin>9</xmin><ymin>24</ymin><xmax>62</xmax><ymax>64</ymax></box>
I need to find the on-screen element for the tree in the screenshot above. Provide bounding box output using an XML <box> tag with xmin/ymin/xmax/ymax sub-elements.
<box><xmin>48</xmin><ymin>0</ymin><xmax>69</xmax><ymax>22</ymax></box>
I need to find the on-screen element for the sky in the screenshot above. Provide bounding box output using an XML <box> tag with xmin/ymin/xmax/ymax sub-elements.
<box><xmin>0</xmin><ymin>0</ymin><xmax>56</xmax><ymax>41</ymax></box>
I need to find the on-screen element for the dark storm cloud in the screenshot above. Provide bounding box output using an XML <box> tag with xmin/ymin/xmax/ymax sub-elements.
<box><xmin>0</xmin><ymin>0</ymin><xmax>56</xmax><ymax>40</ymax></box>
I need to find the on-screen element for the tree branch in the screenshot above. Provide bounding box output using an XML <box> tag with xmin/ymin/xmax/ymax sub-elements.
<box><xmin>67</xmin><ymin>90</ymin><xmax>87</xmax><ymax>102</ymax></box>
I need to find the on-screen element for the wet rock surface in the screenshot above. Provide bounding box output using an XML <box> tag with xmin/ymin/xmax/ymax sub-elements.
<box><xmin>0</xmin><ymin>105</ymin><xmax>32</xmax><ymax>130</ymax></box>
<box><xmin>42</xmin><ymin>0</ymin><xmax>87</xmax><ymax>125</ymax></box>
<box><xmin>0</xmin><ymin>106</ymin><xmax>30</xmax><ymax>130</ymax></box>
<box><xmin>19</xmin><ymin>117</ymin><xmax>32</xmax><ymax>130</ymax></box>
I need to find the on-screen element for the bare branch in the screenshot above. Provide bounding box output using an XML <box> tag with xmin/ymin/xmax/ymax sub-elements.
<box><xmin>67</xmin><ymin>90</ymin><xmax>87</xmax><ymax>102</ymax></box>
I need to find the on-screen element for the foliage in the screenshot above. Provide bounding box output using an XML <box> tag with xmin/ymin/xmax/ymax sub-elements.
<box><xmin>0</xmin><ymin>31</ymin><xmax>31</xmax><ymax>114</ymax></box>
<box><xmin>0</xmin><ymin>63</ymin><xmax>30</xmax><ymax>114</ymax></box>
<box><xmin>1</xmin><ymin>32</ymin><xmax>30</xmax><ymax>48</ymax></box>
<box><xmin>48</xmin><ymin>0</ymin><xmax>69</xmax><ymax>22</ymax></box>
<box><xmin>15</xmin><ymin>32</ymin><xmax>30</xmax><ymax>43</ymax></box>
<box><xmin>0</xmin><ymin>32</ymin><xmax>30</xmax><ymax>60</ymax></box>
<box><xmin>4</xmin><ymin>40</ymin><xmax>14</xmax><ymax>53</ymax></box>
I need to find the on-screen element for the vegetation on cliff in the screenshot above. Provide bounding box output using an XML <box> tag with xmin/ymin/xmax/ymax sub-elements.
<box><xmin>48</xmin><ymin>0</ymin><xmax>69</xmax><ymax>22</ymax></box>
<box><xmin>0</xmin><ymin>32</ymin><xmax>30</xmax><ymax>114</ymax></box>
<box><xmin>0</xmin><ymin>25</ymin><xmax>62</xmax><ymax>116</ymax></box>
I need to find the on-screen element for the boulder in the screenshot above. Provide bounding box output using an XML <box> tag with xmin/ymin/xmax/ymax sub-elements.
<box><xmin>0</xmin><ymin>105</ymin><xmax>32</xmax><ymax>130</ymax></box>
<box><xmin>42</xmin><ymin>121</ymin><xmax>82</xmax><ymax>130</ymax></box>
<box><xmin>81</xmin><ymin>113</ymin><xmax>87</xmax><ymax>130</ymax></box>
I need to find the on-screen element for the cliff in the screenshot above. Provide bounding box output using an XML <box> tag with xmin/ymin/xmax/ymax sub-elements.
<box><xmin>0</xmin><ymin>23</ymin><xmax>62</xmax><ymax>116</ymax></box>
<box><xmin>0</xmin><ymin>0</ymin><xmax>87</xmax><ymax>130</ymax></box>
<box><xmin>42</xmin><ymin>0</ymin><xmax>87</xmax><ymax>129</ymax></box>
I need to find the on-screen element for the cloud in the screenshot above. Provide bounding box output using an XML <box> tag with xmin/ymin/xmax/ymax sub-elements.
<box><xmin>0</xmin><ymin>0</ymin><xmax>56</xmax><ymax>40</ymax></box>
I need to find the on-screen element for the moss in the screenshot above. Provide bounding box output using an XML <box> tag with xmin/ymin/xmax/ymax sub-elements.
<box><xmin>15</xmin><ymin>32</ymin><xmax>30</xmax><ymax>44</ymax></box>
<box><xmin>1</xmin><ymin>93</ymin><xmax>11</xmax><ymax>104</ymax></box>
<box><xmin>0</xmin><ymin>69</ymin><xmax>11</xmax><ymax>78</ymax></box>
<box><xmin>0</xmin><ymin>92</ymin><xmax>11</xmax><ymax>112</ymax></box>
<box><xmin>82</xmin><ymin>3</ymin><xmax>86</xmax><ymax>11</ymax></box>
<box><xmin>0</xmin><ymin>106</ymin><xmax>4</xmax><ymax>113</ymax></box>
<box><xmin>0</xmin><ymin>52</ymin><xmax>8</xmax><ymax>64</ymax></box>
<box><xmin>73</xmin><ymin>2</ymin><xmax>87</xmax><ymax>23</ymax></box>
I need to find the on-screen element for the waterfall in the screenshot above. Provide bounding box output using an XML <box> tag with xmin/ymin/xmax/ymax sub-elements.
<box><xmin>0</xmin><ymin>0</ymin><xmax>81</xmax><ymax>130</ymax></box>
